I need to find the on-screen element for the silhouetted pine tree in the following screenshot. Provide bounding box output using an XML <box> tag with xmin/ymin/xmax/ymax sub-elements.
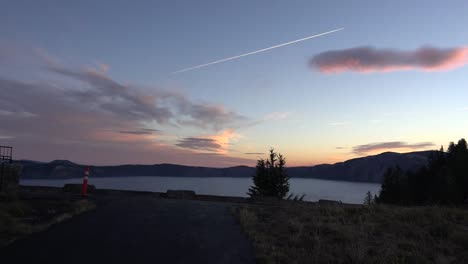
<box><xmin>378</xmin><ymin>166</ymin><xmax>406</xmax><ymax>204</ymax></box>
<box><xmin>248</xmin><ymin>148</ymin><xmax>290</xmax><ymax>199</ymax></box>
<box><xmin>364</xmin><ymin>191</ymin><xmax>373</xmax><ymax>205</ymax></box>
<box><xmin>447</xmin><ymin>139</ymin><xmax>468</xmax><ymax>203</ymax></box>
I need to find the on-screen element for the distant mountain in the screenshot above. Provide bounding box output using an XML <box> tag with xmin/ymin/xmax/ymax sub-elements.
<box><xmin>287</xmin><ymin>151</ymin><xmax>434</xmax><ymax>183</ymax></box>
<box><xmin>17</xmin><ymin>151</ymin><xmax>434</xmax><ymax>183</ymax></box>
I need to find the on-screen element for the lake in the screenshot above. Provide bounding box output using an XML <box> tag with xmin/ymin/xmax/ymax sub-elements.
<box><xmin>20</xmin><ymin>176</ymin><xmax>381</xmax><ymax>204</ymax></box>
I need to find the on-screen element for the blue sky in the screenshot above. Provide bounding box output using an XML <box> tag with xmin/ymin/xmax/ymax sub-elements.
<box><xmin>1</xmin><ymin>1</ymin><xmax>467</xmax><ymax>166</ymax></box>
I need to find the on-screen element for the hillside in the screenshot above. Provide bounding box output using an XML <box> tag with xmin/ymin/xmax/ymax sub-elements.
<box><xmin>288</xmin><ymin>150</ymin><xmax>433</xmax><ymax>182</ymax></box>
<box><xmin>17</xmin><ymin>151</ymin><xmax>434</xmax><ymax>183</ymax></box>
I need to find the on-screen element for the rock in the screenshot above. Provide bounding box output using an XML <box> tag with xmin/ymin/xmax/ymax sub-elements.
<box><xmin>166</xmin><ymin>190</ymin><xmax>196</xmax><ymax>199</ymax></box>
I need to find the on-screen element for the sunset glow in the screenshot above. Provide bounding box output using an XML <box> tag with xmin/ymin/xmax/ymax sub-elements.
<box><xmin>1</xmin><ymin>1</ymin><xmax>467</xmax><ymax>167</ymax></box>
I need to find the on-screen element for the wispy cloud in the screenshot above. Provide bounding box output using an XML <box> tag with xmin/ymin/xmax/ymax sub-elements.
<box><xmin>0</xmin><ymin>109</ymin><xmax>36</xmax><ymax>118</ymax></box>
<box><xmin>310</xmin><ymin>46</ymin><xmax>468</xmax><ymax>73</ymax></box>
<box><xmin>352</xmin><ymin>141</ymin><xmax>435</xmax><ymax>155</ymax></box>
<box><xmin>48</xmin><ymin>66</ymin><xmax>247</xmax><ymax>130</ymax></box>
<box><xmin>264</xmin><ymin>112</ymin><xmax>291</xmax><ymax>121</ymax></box>
<box><xmin>0</xmin><ymin>45</ymin><xmax>254</xmax><ymax>166</ymax></box>
<box><xmin>118</xmin><ymin>129</ymin><xmax>160</xmax><ymax>135</ymax></box>
<box><xmin>176</xmin><ymin>137</ymin><xmax>222</xmax><ymax>151</ymax></box>
<box><xmin>244</xmin><ymin>152</ymin><xmax>265</xmax><ymax>155</ymax></box>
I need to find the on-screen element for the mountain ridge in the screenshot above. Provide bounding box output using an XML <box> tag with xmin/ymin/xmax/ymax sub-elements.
<box><xmin>17</xmin><ymin>150</ymin><xmax>435</xmax><ymax>183</ymax></box>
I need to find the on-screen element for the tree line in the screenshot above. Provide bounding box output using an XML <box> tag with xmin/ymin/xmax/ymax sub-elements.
<box><xmin>377</xmin><ymin>138</ymin><xmax>468</xmax><ymax>205</ymax></box>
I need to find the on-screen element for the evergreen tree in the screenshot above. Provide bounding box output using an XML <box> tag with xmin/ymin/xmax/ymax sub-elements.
<box><xmin>378</xmin><ymin>167</ymin><xmax>405</xmax><ymax>204</ymax></box>
<box><xmin>377</xmin><ymin>138</ymin><xmax>468</xmax><ymax>206</ymax></box>
<box><xmin>248</xmin><ymin>148</ymin><xmax>290</xmax><ymax>199</ymax></box>
<box><xmin>364</xmin><ymin>191</ymin><xmax>373</xmax><ymax>205</ymax></box>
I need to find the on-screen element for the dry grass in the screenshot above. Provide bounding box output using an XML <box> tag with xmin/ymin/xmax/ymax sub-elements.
<box><xmin>233</xmin><ymin>202</ymin><xmax>468</xmax><ymax>264</ymax></box>
<box><xmin>0</xmin><ymin>196</ymin><xmax>95</xmax><ymax>247</ymax></box>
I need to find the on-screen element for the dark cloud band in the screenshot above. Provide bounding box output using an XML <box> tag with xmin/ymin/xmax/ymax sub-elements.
<box><xmin>176</xmin><ymin>137</ymin><xmax>221</xmax><ymax>151</ymax></box>
<box><xmin>353</xmin><ymin>141</ymin><xmax>435</xmax><ymax>155</ymax></box>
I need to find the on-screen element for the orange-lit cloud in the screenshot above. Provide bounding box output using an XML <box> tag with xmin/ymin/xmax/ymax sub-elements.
<box><xmin>176</xmin><ymin>129</ymin><xmax>240</xmax><ymax>154</ymax></box>
<box><xmin>93</xmin><ymin>130</ymin><xmax>158</xmax><ymax>143</ymax></box>
<box><xmin>211</xmin><ymin>128</ymin><xmax>240</xmax><ymax>146</ymax></box>
<box><xmin>310</xmin><ymin>46</ymin><xmax>468</xmax><ymax>73</ymax></box>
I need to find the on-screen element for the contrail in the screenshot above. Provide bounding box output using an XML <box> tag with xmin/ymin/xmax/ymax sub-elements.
<box><xmin>172</xmin><ymin>28</ymin><xmax>344</xmax><ymax>74</ymax></box>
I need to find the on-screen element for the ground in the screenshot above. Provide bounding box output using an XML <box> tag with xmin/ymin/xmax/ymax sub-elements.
<box><xmin>3</xmin><ymin>187</ymin><xmax>468</xmax><ymax>264</ymax></box>
<box><xmin>0</xmin><ymin>189</ymin><xmax>94</xmax><ymax>247</ymax></box>
<box><xmin>234</xmin><ymin>202</ymin><xmax>468</xmax><ymax>264</ymax></box>
<box><xmin>0</xmin><ymin>192</ymin><xmax>255</xmax><ymax>264</ymax></box>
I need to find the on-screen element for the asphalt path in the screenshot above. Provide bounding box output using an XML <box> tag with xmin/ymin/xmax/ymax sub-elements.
<box><xmin>1</xmin><ymin>196</ymin><xmax>255</xmax><ymax>264</ymax></box>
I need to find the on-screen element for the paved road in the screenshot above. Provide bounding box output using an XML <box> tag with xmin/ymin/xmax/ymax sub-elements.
<box><xmin>1</xmin><ymin>196</ymin><xmax>255</xmax><ymax>264</ymax></box>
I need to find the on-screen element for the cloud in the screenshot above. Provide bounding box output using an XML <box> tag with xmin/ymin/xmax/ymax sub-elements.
<box><xmin>176</xmin><ymin>129</ymin><xmax>240</xmax><ymax>154</ymax></box>
<box><xmin>264</xmin><ymin>112</ymin><xmax>291</xmax><ymax>121</ymax></box>
<box><xmin>352</xmin><ymin>141</ymin><xmax>435</xmax><ymax>155</ymax></box>
<box><xmin>244</xmin><ymin>152</ymin><xmax>265</xmax><ymax>155</ymax></box>
<box><xmin>310</xmin><ymin>46</ymin><xmax>468</xmax><ymax>73</ymax></box>
<box><xmin>97</xmin><ymin>63</ymin><xmax>109</xmax><ymax>73</ymax></box>
<box><xmin>118</xmin><ymin>129</ymin><xmax>160</xmax><ymax>135</ymax></box>
<box><xmin>3</xmin><ymin>69</ymin><xmax>240</xmax><ymax>133</ymax></box>
<box><xmin>335</xmin><ymin>147</ymin><xmax>346</xmax><ymax>150</ymax></box>
<box><xmin>176</xmin><ymin>137</ymin><xmax>222</xmax><ymax>151</ymax></box>
<box><xmin>174</xmin><ymin>99</ymin><xmax>247</xmax><ymax>130</ymax></box>
<box><xmin>0</xmin><ymin>41</ymin><xmax>60</xmax><ymax>68</ymax></box>
<box><xmin>0</xmin><ymin>77</ymin><xmax>254</xmax><ymax>166</ymax></box>
<box><xmin>0</xmin><ymin>45</ymin><xmax>253</xmax><ymax>166</ymax></box>
<box><xmin>176</xmin><ymin>129</ymin><xmax>242</xmax><ymax>154</ymax></box>
<box><xmin>48</xmin><ymin>66</ymin><xmax>247</xmax><ymax>130</ymax></box>
<box><xmin>0</xmin><ymin>109</ymin><xmax>35</xmax><ymax>118</ymax></box>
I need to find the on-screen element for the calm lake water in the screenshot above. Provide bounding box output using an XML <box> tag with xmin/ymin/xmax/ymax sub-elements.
<box><xmin>20</xmin><ymin>177</ymin><xmax>380</xmax><ymax>204</ymax></box>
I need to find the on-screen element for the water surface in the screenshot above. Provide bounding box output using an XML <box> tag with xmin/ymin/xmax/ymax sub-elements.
<box><xmin>21</xmin><ymin>176</ymin><xmax>380</xmax><ymax>204</ymax></box>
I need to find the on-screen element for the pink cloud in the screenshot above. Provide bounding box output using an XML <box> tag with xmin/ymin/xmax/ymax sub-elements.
<box><xmin>310</xmin><ymin>46</ymin><xmax>468</xmax><ymax>73</ymax></box>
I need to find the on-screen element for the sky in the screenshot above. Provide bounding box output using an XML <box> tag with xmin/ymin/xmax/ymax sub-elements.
<box><xmin>1</xmin><ymin>0</ymin><xmax>467</xmax><ymax>167</ymax></box>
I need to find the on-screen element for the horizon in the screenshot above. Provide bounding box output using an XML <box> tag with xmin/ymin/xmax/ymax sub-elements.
<box><xmin>1</xmin><ymin>1</ymin><xmax>467</xmax><ymax>167</ymax></box>
<box><xmin>16</xmin><ymin>148</ymin><xmax>436</xmax><ymax>168</ymax></box>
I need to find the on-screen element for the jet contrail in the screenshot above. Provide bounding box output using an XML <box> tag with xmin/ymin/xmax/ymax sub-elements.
<box><xmin>172</xmin><ymin>28</ymin><xmax>344</xmax><ymax>74</ymax></box>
